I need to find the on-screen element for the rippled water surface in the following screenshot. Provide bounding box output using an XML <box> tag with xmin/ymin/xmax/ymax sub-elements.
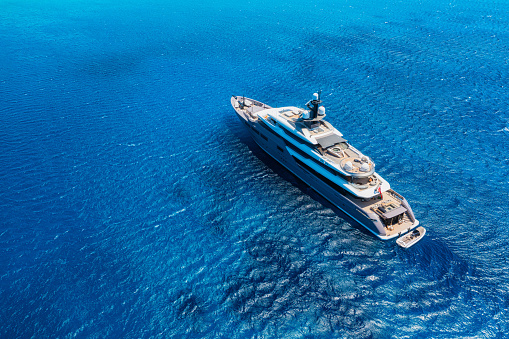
<box><xmin>1</xmin><ymin>0</ymin><xmax>509</xmax><ymax>337</ymax></box>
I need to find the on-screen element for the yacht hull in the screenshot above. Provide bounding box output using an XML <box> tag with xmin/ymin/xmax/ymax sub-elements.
<box><xmin>231</xmin><ymin>96</ymin><xmax>419</xmax><ymax>240</ymax></box>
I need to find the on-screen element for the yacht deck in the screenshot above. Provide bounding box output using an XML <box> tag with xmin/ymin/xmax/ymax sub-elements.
<box><xmin>232</xmin><ymin>96</ymin><xmax>272</xmax><ymax>121</ymax></box>
<box><xmin>279</xmin><ymin>109</ymin><xmax>333</xmax><ymax>137</ymax></box>
<box><xmin>357</xmin><ymin>190</ymin><xmax>415</xmax><ymax>236</ymax></box>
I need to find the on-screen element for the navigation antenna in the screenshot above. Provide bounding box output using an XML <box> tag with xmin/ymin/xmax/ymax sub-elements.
<box><xmin>306</xmin><ymin>90</ymin><xmax>322</xmax><ymax>120</ymax></box>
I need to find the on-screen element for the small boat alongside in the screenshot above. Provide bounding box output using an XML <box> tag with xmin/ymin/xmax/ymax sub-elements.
<box><xmin>396</xmin><ymin>226</ymin><xmax>426</xmax><ymax>248</ymax></box>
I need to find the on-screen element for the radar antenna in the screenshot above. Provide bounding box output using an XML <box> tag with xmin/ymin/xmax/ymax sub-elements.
<box><xmin>305</xmin><ymin>90</ymin><xmax>322</xmax><ymax>120</ymax></box>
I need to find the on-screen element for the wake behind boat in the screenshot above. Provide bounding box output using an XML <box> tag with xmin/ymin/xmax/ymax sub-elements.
<box><xmin>231</xmin><ymin>93</ymin><xmax>425</xmax><ymax>243</ymax></box>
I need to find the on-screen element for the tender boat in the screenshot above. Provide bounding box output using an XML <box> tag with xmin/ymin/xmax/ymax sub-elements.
<box><xmin>396</xmin><ymin>226</ymin><xmax>426</xmax><ymax>248</ymax></box>
<box><xmin>231</xmin><ymin>93</ymin><xmax>425</xmax><ymax>242</ymax></box>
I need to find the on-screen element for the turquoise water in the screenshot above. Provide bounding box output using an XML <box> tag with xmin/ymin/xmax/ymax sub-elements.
<box><xmin>1</xmin><ymin>0</ymin><xmax>509</xmax><ymax>337</ymax></box>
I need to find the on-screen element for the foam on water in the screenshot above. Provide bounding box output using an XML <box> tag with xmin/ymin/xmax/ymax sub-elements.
<box><xmin>1</xmin><ymin>0</ymin><xmax>509</xmax><ymax>337</ymax></box>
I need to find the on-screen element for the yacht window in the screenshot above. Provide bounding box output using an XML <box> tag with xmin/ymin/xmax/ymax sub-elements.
<box><xmin>330</xmin><ymin>142</ymin><xmax>348</xmax><ymax>150</ymax></box>
<box><xmin>352</xmin><ymin>177</ymin><xmax>369</xmax><ymax>185</ymax></box>
<box><xmin>292</xmin><ymin>156</ymin><xmax>355</xmax><ymax>199</ymax></box>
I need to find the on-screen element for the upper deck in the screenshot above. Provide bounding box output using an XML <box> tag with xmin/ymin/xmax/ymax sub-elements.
<box><xmin>262</xmin><ymin>106</ymin><xmax>340</xmax><ymax>146</ymax></box>
<box><xmin>260</xmin><ymin>106</ymin><xmax>378</xmax><ymax>179</ymax></box>
<box><xmin>234</xmin><ymin>96</ymin><xmax>388</xmax><ymax>199</ymax></box>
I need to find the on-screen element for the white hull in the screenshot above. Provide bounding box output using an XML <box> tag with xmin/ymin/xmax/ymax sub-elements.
<box><xmin>231</xmin><ymin>95</ymin><xmax>423</xmax><ymax>242</ymax></box>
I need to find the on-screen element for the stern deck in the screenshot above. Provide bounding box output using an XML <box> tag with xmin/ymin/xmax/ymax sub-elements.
<box><xmin>358</xmin><ymin>190</ymin><xmax>416</xmax><ymax>236</ymax></box>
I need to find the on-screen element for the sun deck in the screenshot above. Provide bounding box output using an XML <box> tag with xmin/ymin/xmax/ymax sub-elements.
<box><xmin>278</xmin><ymin>108</ymin><xmax>334</xmax><ymax>137</ymax></box>
<box><xmin>272</xmin><ymin>107</ymin><xmax>376</xmax><ymax>177</ymax></box>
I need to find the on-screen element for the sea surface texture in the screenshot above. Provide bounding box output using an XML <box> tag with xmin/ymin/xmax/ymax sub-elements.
<box><xmin>1</xmin><ymin>0</ymin><xmax>509</xmax><ymax>337</ymax></box>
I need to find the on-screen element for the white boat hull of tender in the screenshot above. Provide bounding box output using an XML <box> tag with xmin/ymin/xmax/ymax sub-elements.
<box><xmin>396</xmin><ymin>226</ymin><xmax>426</xmax><ymax>248</ymax></box>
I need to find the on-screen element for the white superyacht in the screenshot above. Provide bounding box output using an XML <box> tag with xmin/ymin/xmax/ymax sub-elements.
<box><xmin>231</xmin><ymin>93</ymin><xmax>424</xmax><ymax>244</ymax></box>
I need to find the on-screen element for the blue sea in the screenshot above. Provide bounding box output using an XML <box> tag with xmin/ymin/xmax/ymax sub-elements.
<box><xmin>1</xmin><ymin>0</ymin><xmax>509</xmax><ymax>337</ymax></box>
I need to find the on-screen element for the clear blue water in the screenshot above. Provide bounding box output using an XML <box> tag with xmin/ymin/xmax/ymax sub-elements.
<box><xmin>1</xmin><ymin>0</ymin><xmax>509</xmax><ymax>337</ymax></box>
